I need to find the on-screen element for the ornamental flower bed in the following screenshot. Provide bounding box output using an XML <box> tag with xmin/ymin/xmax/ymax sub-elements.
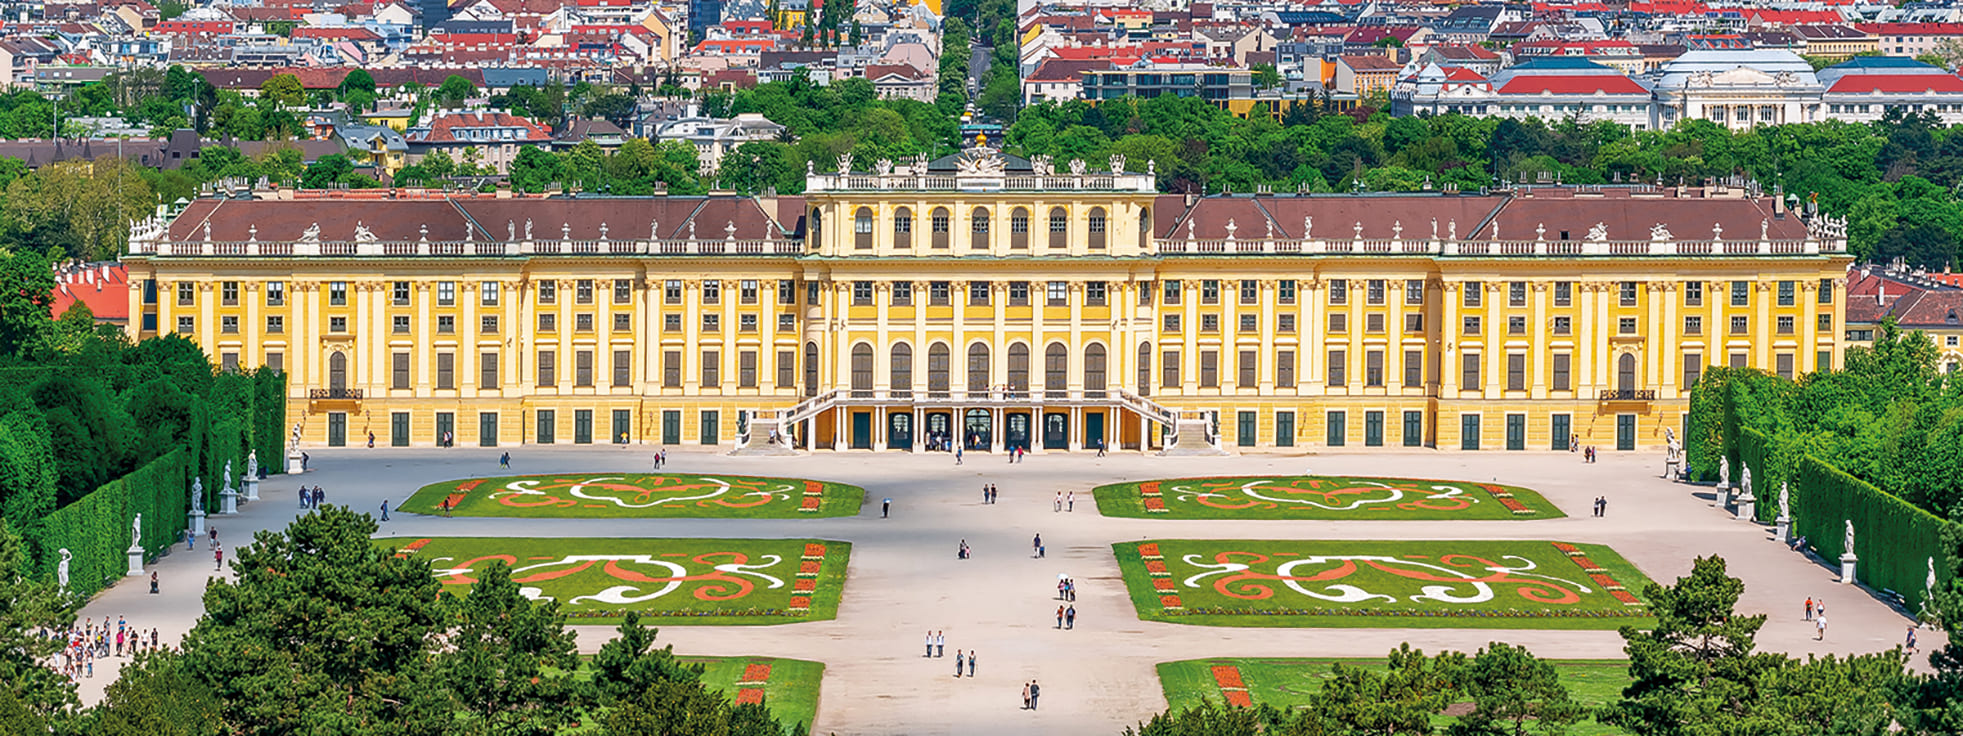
<box><xmin>1095</xmin><ymin>476</ymin><xmax>1562</xmax><ymax>520</ymax></box>
<box><xmin>1211</xmin><ymin>665</ymin><xmax>1252</xmax><ymax>708</ymax></box>
<box><xmin>402</xmin><ymin>473</ymin><xmax>865</xmax><ymax>519</ymax></box>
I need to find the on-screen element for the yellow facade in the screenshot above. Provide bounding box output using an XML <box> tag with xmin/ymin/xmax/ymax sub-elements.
<box><xmin>122</xmin><ymin>153</ymin><xmax>1850</xmax><ymax>453</ymax></box>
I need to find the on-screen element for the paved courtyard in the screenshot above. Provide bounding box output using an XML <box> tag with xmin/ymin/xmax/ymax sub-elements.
<box><xmin>73</xmin><ymin>446</ymin><xmax>1946</xmax><ymax>735</ymax></box>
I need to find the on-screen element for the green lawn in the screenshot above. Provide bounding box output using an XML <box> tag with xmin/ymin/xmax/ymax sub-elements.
<box><xmin>1158</xmin><ymin>657</ymin><xmax>1629</xmax><ymax>735</ymax></box>
<box><xmin>1115</xmin><ymin>539</ymin><xmax>1653</xmax><ymax>629</ymax></box>
<box><xmin>385</xmin><ymin>537</ymin><xmax>850</xmax><ymax>625</ymax></box>
<box><xmin>1093</xmin><ymin>476</ymin><xmax>1562</xmax><ymax>520</ymax></box>
<box><xmin>399</xmin><ymin>473</ymin><xmax>865</xmax><ymax>519</ymax></box>
<box><xmin>688</xmin><ymin>656</ymin><xmax>825</xmax><ymax>734</ymax></box>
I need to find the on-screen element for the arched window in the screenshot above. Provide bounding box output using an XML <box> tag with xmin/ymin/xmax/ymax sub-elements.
<box><xmin>1010</xmin><ymin>207</ymin><xmax>1030</xmax><ymax>249</ymax></box>
<box><xmin>890</xmin><ymin>343</ymin><xmax>913</xmax><ymax>395</ymax></box>
<box><xmin>1618</xmin><ymin>353</ymin><xmax>1637</xmax><ymax>392</ymax></box>
<box><xmin>1044</xmin><ymin>342</ymin><xmax>1068</xmax><ymax>398</ymax></box>
<box><xmin>928</xmin><ymin>342</ymin><xmax>950</xmax><ymax>396</ymax></box>
<box><xmin>804</xmin><ymin>342</ymin><xmax>819</xmax><ymax>396</ymax></box>
<box><xmin>967</xmin><ymin>342</ymin><xmax>991</xmax><ymax>394</ymax></box>
<box><xmin>970</xmin><ymin>207</ymin><xmax>990</xmax><ymax>250</ymax></box>
<box><xmin>1049</xmin><ymin>207</ymin><xmax>1069</xmax><ymax>249</ymax></box>
<box><xmin>809</xmin><ymin>209</ymin><xmax>821</xmax><ymax>250</ymax></box>
<box><xmin>930</xmin><ymin>207</ymin><xmax>950</xmax><ymax>249</ymax></box>
<box><xmin>894</xmin><ymin>206</ymin><xmax>913</xmax><ymax>250</ymax></box>
<box><xmin>1085</xmin><ymin>343</ymin><xmax>1107</xmax><ymax>397</ymax></box>
<box><xmin>1139</xmin><ymin>207</ymin><xmax>1151</xmax><ymax>249</ymax></box>
<box><xmin>1007</xmin><ymin>343</ymin><xmax>1030</xmax><ymax>395</ymax></box>
<box><xmin>851</xmin><ymin>343</ymin><xmax>873</xmax><ymax>396</ymax></box>
<box><xmin>854</xmin><ymin>207</ymin><xmax>874</xmax><ymax>249</ymax></box>
<box><xmin>329</xmin><ymin>351</ymin><xmax>347</xmax><ymax>390</ymax></box>
<box><xmin>1137</xmin><ymin>342</ymin><xmax>1152</xmax><ymax>395</ymax></box>
<box><xmin>1088</xmin><ymin>207</ymin><xmax>1107</xmax><ymax>250</ymax></box>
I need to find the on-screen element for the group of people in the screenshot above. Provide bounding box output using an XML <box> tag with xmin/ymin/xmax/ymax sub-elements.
<box><xmin>1056</xmin><ymin>577</ymin><xmax>1078</xmax><ymax>601</ymax></box>
<box><xmin>298</xmin><ymin>484</ymin><xmax>328</xmax><ymax>510</ymax></box>
<box><xmin>957</xmin><ymin>539</ymin><xmax>971</xmax><ymax>559</ymax></box>
<box><xmin>1052</xmin><ymin>491</ymin><xmax>1075</xmax><ymax>512</ymax></box>
<box><xmin>1804</xmin><ymin>596</ymin><xmax>1829</xmax><ymax>640</ymax></box>
<box><xmin>924</xmin><ymin>431</ymin><xmax>956</xmax><ymax>452</ymax></box>
<box><xmin>1021</xmin><ymin>680</ymin><xmax>1042</xmax><ymax>710</ymax></box>
<box><xmin>651</xmin><ymin>449</ymin><xmax>668</xmax><ymax>470</ymax></box>
<box><xmin>1032</xmin><ymin>533</ymin><xmax>1045</xmax><ymax>558</ymax></box>
<box><xmin>1590</xmin><ymin>496</ymin><xmax>1610</xmax><ymax>517</ymax></box>
<box><xmin>49</xmin><ymin>616</ymin><xmax>161</xmax><ymax>681</ymax></box>
<box><xmin>980</xmin><ymin>484</ymin><xmax>1001</xmax><ymax>504</ymax></box>
<box><xmin>1054</xmin><ymin>604</ymin><xmax>1077</xmax><ymax>629</ymax></box>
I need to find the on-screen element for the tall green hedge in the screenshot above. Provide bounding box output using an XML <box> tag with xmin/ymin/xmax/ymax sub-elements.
<box><xmin>254</xmin><ymin>369</ymin><xmax>287</xmax><ymax>474</ymax></box>
<box><xmin>1791</xmin><ymin>454</ymin><xmax>1953</xmax><ymax>615</ymax></box>
<box><xmin>35</xmin><ymin>449</ymin><xmax>189</xmax><ymax>599</ymax></box>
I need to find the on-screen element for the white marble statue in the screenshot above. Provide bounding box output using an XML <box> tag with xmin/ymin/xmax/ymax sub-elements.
<box><xmin>1844</xmin><ymin>520</ymin><xmax>1856</xmax><ymax>555</ymax></box>
<box><xmin>1779</xmin><ymin>482</ymin><xmax>1790</xmax><ymax>519</ymax></box>
<box><xmin>191</xmin><ymin>477</ymin><xmax>203</xmax><ymax>511</ymax></box>
<box><xmin>247</xmin><ymin>450</ymin><xmax>258</xmax><ymax>480</ymax></box>
<box><xmin>57</xmin><ymin>549</ymin><xmax>70</xmax><ymax>592</ymax></box>
<box><xmin>223</xmin><ymin>460</ymin><xmax>233</xmax><ymax>491</ymax></box>
<box><xmin>1929</xmin><ymin>557</ymin><xmax>1939</xmax><ymax>597</ymax></box>
<box><xmin>131</xmin><ymin>514</ymin><xmax>141</xmax><ymax>549</ymax></box>
<box><xmin>1718</xmin><ymin>456</ymin><xmax>1730</xmax><ymax>487</ymax></box>
<box><xmin>1741</xmin><ymin>467</ymin><xmax>1753</xmax><ymax>495</ymax></box>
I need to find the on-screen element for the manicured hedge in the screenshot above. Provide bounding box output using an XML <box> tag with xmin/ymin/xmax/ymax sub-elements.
<box><xmin>1792</xmin><ymin>454</ymin><xmax>1952</xmax><ymax>615</ymax></box>
<box><xmin>36</xmin><ymin>449</ymin><xmax>190</xmax><ymax>598</ymax></box>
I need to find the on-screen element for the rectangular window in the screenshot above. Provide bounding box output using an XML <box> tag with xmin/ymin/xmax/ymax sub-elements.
<box><xmin>665</xmin><ymin>279</ymin><xmax>683</xmax><ymax>304</ymax></box>
<box><xmin>740</xmin><ymin>314</ymin><xmax>758</xmax><ymax>332</ymax></box>
<box><xmin>1729</xmin><ymin>352</ymin><xmax>1748</xmax><ymax>368</ymax></box>
<box><xmin>1199</xmin><ymin>350</ymin><xmax>1219</xmax><ymax>387</ymax></box>
<box><xmin>1406</xmin><ymin>279</ymin><xmax>1424</xmax><ymax>305</ymax></box>
<box><xmin>265</xmin><ymin>352</ymin><xmax>282</xmax><ymax>373</ymax></box>
<box><xmin>1461</xmin><ymin>353</ymin><xmax>1481</xmax><ymax>389</ymax></box>
<box><xmin>1619</xmin><ymin>317</ymin><xmax>1637</xmax><ymax>335</ymax></box>
<box><xmin>266</xmin><ymin>315</ymin><xmax>284</xmax><ymax>333</ymax></box>
<box><xmin>1279</xmin><ymin>314</ymin><xmax>1296</xmax><ymax>333</ymax></box>
<box><xmin>1365</xmin><ymin>314</ymin><xmax>1385</xmax><ymax>333</ymax></box>
<box><xmin>1685</xmin><ymin>281</ymin><xmax>1703</xmax><ymax>306</ymax></box>
<box><xmin>777</xmin><ymin>350</ymin><xmax>795</xmax><ymax>387</ymax></box>
<box><xmin>1684</xmin><ymin>353</ymin><xmax>1703</xmax><ymax>387</ymax></box>
<box><xmin>968</xmin><ymin>281</ymin><xmax>990</xmax><ymax>306</ymax></box>
<box><xmin>1237</xmin><ymin>349</ymin><xmax>1256</xmax><ymax>387</ymax></box>
<box><xmin>329</xmin><ymin>316</ymin><xmax>348</xmax><ymax>333</ymax></box>
<box><xmin>1201</xmin><ymin>280</ymin><xmax>1220</xmax><ymax>304</ymax></box>
<box><xmin>1239</xmin><ymin>314</ymin><xmax>1258</xmax><ymax>333</ymax></box>
<box><xmin>1506</xmin><ymin>353</ymin><xmax>1526</xmax><ymax>391</ymax></box>
<box><xmin>1462</xmin><ymin>282</ymin><xmax>1480</xmax><ymax>307</ymax></box>
<box><xmin>539</xmin><ymin>280</ymin><xmax>557</xmax><ymax>304</ymax></box>
<box><xmin>1508</xmin><ymin>316</ymin><xmax>1526</xmax><ymax>335</ymax></box>
<box><xmin>613</xmin><ymin>350</ymin><xmax>630</xmax><ymax>387</ymax></box>
<box><xmin>575</xmin><ymin>314</ymin><xmax>593</xmax><ymax>332</ymax></box>
<box><xmin>1730</xmin><ymin>280</ymin><xmax>1750</xmax><ymax>307</ymax></box>
<box><xmin>574</xmin><ymin>351</ymin><xmax>593</xmax><ymax>387</ymax></box>
<box><xmin>614</xmin><ymin>313</ymin><xmax>631</xmax><ymax>332</ymax></box>
<box><xmin>1279</xmin><ymin>279</ymin><xmax>1296</xmax><ymax>304</ymax></box>
<box><xmin>1818</xmin><ymin>278</ymin><xmax>1833</xmax><ymax>304</ymax></box>
<box><xmin>538</xmin><ymin>350</ymin><xmax>556</xmax><ymax>385</ymax></box>
<box><xmin>539</xmin><ymin>313</ymin><xmax>558</xmax><ymax>332</ymax></box>
<box><xmin>1087</xmin><ymin>281</ymin><xmax>1107</xmax><ymax>306</ymax></box>
<box><xmin>1366</xmin><ymin>279</ymin><xmax>1386</xmax><ymax>305</ymax></box>
<box><xmin>616</xmin><ymin>279</ymin><xmax>633</xmax><ymax>304</ymax></box>
<box><xmin>1329</xmin><ymin>313</ymin><xmax>1348</xmax><ymax>333</ymax></box>
<box><xmin>481</xmin><ymin>281</ymin><xmax>500</xmax><ymax>306</ymax></box>
<box><xmin>1463</xmin><ymin>316</ymin><xmax>1480</xmax><ymax>335</ymax></box>
<box><xmin>1139</xmin><ymin>281</ymin><xmax>1153</xmax><ymax>306</ymax></box>
<box><xmin>1404</xmin><ymin>350</ymin><xmax>1422</xmax><ymax>387</ymax></box>
<box><xmin>266</xmin><ymin>281</ymin><xmax>284</xmax><ymax>306</ymax></box>
<box><xmin>702</xmin><ymin>314</ymin><xmax>719</xmax><ymax>333</ymax></box>
<box><xmin>1554</xmin><ymin>281</ymin><xmax>1572</xmax><ymax>306</ymax></box>
<box><xmin>778</xmin><ymin>313</ymin><xmax>796</xmax><ymax>331</ymax></box>
<box><xmin>893</xmin><ymin>282</ymin><xmax>914</xmax><ymax>306</ymax></box>
<box><xmin>729</xmin><ymin>350</ymin><xmax>754</xmax><ymax>388</ymax></box>
<box><xmin>438</xmin><ymin>282</ymin><xmax>455</xmax><ymax>305</ymax></box>
<box><xmin>1163</xmin><ymin>279</ymin><xmax>1182</xmax><ymax>305</ymax></box>
<box><xmin>1365</xmin><ymin>350</ymin><xmax>1384</xmax><ymax>386</ymax></box>
<box><xmin>393</xmin><ymin>315</ymin><xmax>410</xmax><ymax>334</ymax></box>
<box><xmin>329</xmin><ymin>281</ymin><xmax>347</xmax><ymax>306</ymax></box>
<box><xmin>1730</xmin><ymin>316</ymin><xmax>1749</xmax><ymax>335</ymax></box>
<box><xmin>808</xmin><ymin>282</ymin><xmax>820</xmax><ymax>304</ymax></box>
<box><xmin>220</xmin><ymin>315</ymin><xmax>238</xmax><ymax>333</ymax></box>
<box><xmin>779</xmin><ymin>280</ymin><xmax>796</xmax><ymax>304</ymax></box>
<box><xmin>1201</xmin><ymin>314</ymin><xmax>1219</xmax><ymax>333</ymax></box>
<box><xmin>221</xmin><ymin>281</ymin><xmax>239</xmax><ymax>305</ymax></box>
<box><xmin>1553</xmin><ymin>353</ymin><xmax>1571</xmax><ymax>391</ymax></box>
<box><xmin>1327</xmin><ymin>349</ymin><xmax>1347</xmax><ymax>386</ymax></box>
<box><xmin>1402</xmin><ymin>313</ymin><xmax>1422</xmax><ymax>333</ymax></box>
<box><xmin>1161</xmin><ymin>349</ymin><xmax>1181</xmax><ymax>387</ymax></box>
<box><xmin>1777</xmin><ymin>280</ymin><xmax>1796</xmax><ymax>306</ymax></box>
<box><xmin>1329</xmin><ymin>280</ymin><xmax>1348</xmax><ymax>305</ymax></box>
<box><xmin>930</xmin><ymin>281</ymin><xmax>951</xmax><ymax>305</ymax></box>
<box><xmin>436</xmin><ymin>353</ymin><xmax>454</xmax><ymax>389</ymax></box>
<box><xmin>481</xmin><ymin>315</ymin><xmax>499</xmax><ymax>334</ymax></box>
<box><xmin>1619</xmin><ymin>281</ymin><xmax>1638</xmax><ymax>307</ymax></box>
<box><xmin>739</xmin><ymin>279</ymin><xmax>758</xmax><ymax>304</ymax></box>
<box><xmin>1240</xmin><ymin>279</ymin><xmax>1258</xmax><ymax>305</ymax></box>
<box><xmin>664</xmin><ymin>314</ymin><xmax>681</xmax><ymax>332</ymax></box>
<box><xmin>1553</xmin><ymin>316</ymin><xmax>1571</xmax><ymax>335</ymax></box>
<box><xmin>1007</xmin><ymin>281</ymin><xmax>1030</xmax><ymax>306</ymax></box>
<box><xmin>480</xmin><ymin>351</ymin><xmax>499</xmax><ymax>387</ymax></box>
<box><xmin>1817</xmin><ymin>313</ymin><xmax>1832</xmax><ymax>331</ymax></box>
<box><xmin>663</xmin><ymin>351</ymin><xmax>681</xmax><ymax>387</ymax></box>
<box><xmin>438</xmin><ymin>315</ymin><xmax>455</xmax><ymax>333</ymax></box>
<box><xmin>1776</xmin><ymin>353</ymin><xmax>1794</xmax><ymax>379</ymax></box>
<box><xmin>1685</xmin><ymin>316</ymin><xmax>1703</xmax><ymax>335</ymax></box>
<box><xmin>1508</xmin><ymin>281</ymin><xmax>1527</xmax><ymax>307</ymax></box>
<box><xmin>853</xmin><ymin>281</ymin><xmax>873</xmax><ymax>305</ymax></box>
<box><xmin>701</xmin><ymin>350</ymin><xmax>720</xmax><ymax>385</ymax></box>
<box><xmin>702</xmin><ymin>281</ymin><xmax>720</xmax><ymax>304</ymax></box>
<box><xmin>391</xmin><ymin>281</ymin><xmax>409</xmax><ymax>306</ymax></box>
<box><xmin>1163</xmin><ymin>314</ymin><xmax>1181</xmax><ymax>333</ymax></box>
<box><xmin>1047</xmin><ymin>281</ymin><xmax>1068</xmax><ymax>306</ymax></box>
<box><xmin>1777</xmin><ymin>315</ymin><xmax>1794</xmax><ymax>334</ymax></box>
<box><xmin>1277</xmin><ymin>350</ymin><xmax>1295</xmax><ymax>386</ymax></box>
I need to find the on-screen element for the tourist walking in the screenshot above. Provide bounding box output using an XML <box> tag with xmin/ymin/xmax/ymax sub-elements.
<box><xmin>1816</xmin><ymin>613</ymin><xmax>1828</xmax><ymax>640</ymax></box>
<box><xmin>955</xmin><ymin>446</ymin><xmax>963</xmax><ymax>465</ymax></box>
<box><xmin>1032</xmin><ymin>533</ymin><xmax>1042</xmax><ymax>557</ymax></box>
<box><xmin>379</xmin><ymin>500</ymin><xmax>390</xmax><ymax>522</ymax></box>
<box><xmin>968</xmin><ymin>650</ymin><xmax>976</xmax><ymax>676</ymax></box>
<box><xmin>1066</xmin><ymin>605</ymin><xmax>1076</xmax><ymax>629</ymax></box>
<box><xmin>213</xmin><ymin>543</ymin><xmax>223</xmax><ymax>571</ymax></box>
<box><xmin>924</xmin><ymin>631</ymin><xmax>933</xmax><ymax>658</ymax></box>
<box><xmin>935</xmin><ymin>631</ymin><xmax>945</xmax><ymax>657</ymax></box>
<box><xmin>1805</xmin><ymin>596</ymin><xmax>1813</xmax><ymax>620</ymax></box>
<box><xmin>149</xmin><ymin>571</ymin><xmax>158</xmax><ymax>595</ymax></box>
<box><xmin>1907</xmin><ymin>625</ymin><xmax>1918</xmax><ymax>655</ymax></box>
<box><xmin>1056</xmin><ymin>605</ymin><xmax>1065</xmax><ymax>629</ymax></box>
<box><xmin>882</xmin><ymin>498</ymin><xmax>892</xmax><ymax>518</ymax></box>
<box><xmin>299</xmin><ymin>486</ymin><xmax>309</xmax><ymax>509</ymax></box>
<box><xmin>1022</xmin><ymin>682</ymin><xmax>1031</xmax><ymax>709</ymax></box>
<box><xmin>1067</xmin><ymin>491</ymin><xmax>1074</xmax><ymax>512</ymax></box>
<box><xmin>1030</xmin><ymin>680</ymin><xmax>1040</xmax><ymax>710</ymax></box>
<box><xmin>1054</xmin><ymin>491</ymin><xmax>1062</xmax><ymax>512</ymax></box>
<box><xmin>500</xmin><ymin>452</ymin><xmax>510</xmax><ymax>470</ymax></box>
<box><xmin>954</xmin><ymin>650</ymin><xmax>964</xmax><ymax>677</ymax></box>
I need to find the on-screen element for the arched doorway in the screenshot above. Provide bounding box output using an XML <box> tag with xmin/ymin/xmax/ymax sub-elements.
<box><xmin>1006</xmin><ymin>343</ymin><xmax>1029</xmax><ymax>397</ymax></box>
<box><xmin>967</xmin><ymin>343</ymin><xmax>991</xmax><ymax>395</ymax></box>
<box><xmin>1085</xmin><ymin>343</ymin><xmax>1107</xmax><ymax>398</ymax></box>
<box><xmin>928</xmin><ymin>342</ymin><xmax>950</xmax><ymax>397</ymax></box>
<box><xmin>328</xmin><ymin>351</ymin><xmax>347</xmax><ymax>391</ymax></box>
<box><xmin>1618</xmin><ymin>353</ymin><xmax>1637</xmax><ymax>393</ymax></box>
<box><xmin>851</xmin><ymin>343</ymin><xmax>873</xmax><ymax>397</ymax></box>
<box><xmin>890</xmin><ymin>343</ymin><xmax>912</xmax><ymax>397</ymax></box>
<box><xmin>964</xmin><ymin>408</ymin><xmax>992</xmax><ymax>450</ymax></box>
<box><xmin>1044</xmin><ymin>342</ymin><xmax>1068</xmax><ymax>398</ymax></box>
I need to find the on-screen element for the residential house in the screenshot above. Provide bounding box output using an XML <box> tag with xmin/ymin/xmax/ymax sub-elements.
<box><xmin>652</xmin><ymin>111</ymin><xmax>786</xmax><ymax>172</ymax></box>
<box><xmin>1335</xmin><ymin>54</ymin><xmax>1400</xmax><ymax>97</ymax></box>
<box><xmin>404</xmin><ymin>110</ymin><xmax>553</xmax><ymax>173</ymax></box>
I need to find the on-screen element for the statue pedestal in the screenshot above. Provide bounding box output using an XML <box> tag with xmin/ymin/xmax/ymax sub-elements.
<box><xmin>288</xmin><ymin>449</ymin><xmax>304</xmax><ymax>473</ymax></box>
<box><xmin>219</xmin><ymin>489</ymin><xmax>238</xmax><ymax>515</ymax></box>
<box><xmin>1714</xmin><ymin>485</ymin><xmax>1730</xmax><ymax>509</ymax></box>
<box><xmin>244</xmin><ymin>478</ymin><xmax>260</xmax><ymax>502</ymax></box>
<box><xmin>1775</xmin><ymin>515</ymin><xmax>1790</xmax><ymax>541</ymax></box>
<box><xmin>126</xmin><ymin>545</ymin><xmax>144</xmax><ymax>576</ymax></box>
<box><xmin>1840</xmin><ymin>553</ymin><xmax>1859</xmax><ymax>584</ymax></box>
<box><xmin>1734</xmin><ymin>493</ymin><xmax>1755</xmax><ymax>521</ymax></box>
<box><xmin>188</xmin><ymin>509</ymin><xmax>205</xmax><ymax>536</ymax></box>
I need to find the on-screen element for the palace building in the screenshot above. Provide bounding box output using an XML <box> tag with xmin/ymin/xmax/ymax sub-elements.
<box><xmin>123</xmin><ymin>148</ymin><xmax>1851</xmax><ymax>454</ymax></box>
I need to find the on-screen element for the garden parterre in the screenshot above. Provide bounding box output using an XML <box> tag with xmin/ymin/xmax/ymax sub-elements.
<box><xmin>387</xmin><ymin>537</ymin><xmax>850</xmax><ymax>624</ymax></box>
<box><xmin>400</xmin><ymin>473</ymin><xmax>865</xmax><ymax>519</ymax></box>
<box><xmin>1115</xmin><ymin>539</ymin><xmax>1654</xmax><ymax>629</ymax></box>
<box><xmin>1092</xmin><ymin>476</ymin><xmax>1561</xmax><ymax>520</ymax></box>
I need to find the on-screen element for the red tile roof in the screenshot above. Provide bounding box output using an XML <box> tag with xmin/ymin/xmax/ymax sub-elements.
<box><xmin>49</xmin><ymin>262</ymin><xmax>128</xmax><ymax>323</ymax></box>
<box><xmin>1856</xmin><ymin>22</ymin><xmax>1963</xmax><ymax>36</ymax></box>
<box><xmin>1496</xmin><ymin>75</ymin><xmax>1649</xmax><ymax>95</ymax></box>
<box><xmin>1827</xmin><ymin>73</ymin><xmax>1963</xmax><ymax>94</ymax></box>
<box><xmin>411</xmin><ymin>111</ymin><xmax>551</xmax><ymax>144</ymax></box>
